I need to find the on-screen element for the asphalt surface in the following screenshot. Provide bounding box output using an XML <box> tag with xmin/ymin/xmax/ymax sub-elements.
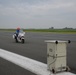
<box><xmin>0</xmin><ymin>31</ymin><xmax>76</xmax><ymax>75</ymax></box>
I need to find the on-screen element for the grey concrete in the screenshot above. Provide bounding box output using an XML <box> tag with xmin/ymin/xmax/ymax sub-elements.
<box><xmin>0</xmin><ymin>31</ymin><xmax>76</xmax><ymax>74</ymax></box>
<box><xmin>0</xmin><ymin>57</ymin><xmax>36</xmax><ymax>75</ymax></box>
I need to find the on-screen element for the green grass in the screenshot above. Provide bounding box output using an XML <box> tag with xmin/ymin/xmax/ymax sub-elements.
<box><xmin>24</xmin><ymin>29</ymin><xmax>76</xmax><ymax>33</ymax></box>
<box><xmin>0</xmin><ymin>29</ymin><xmax>76</xmax><ymax>34</ymax></box>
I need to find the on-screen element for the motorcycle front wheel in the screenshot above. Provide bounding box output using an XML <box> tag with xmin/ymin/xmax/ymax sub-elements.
<box><xmin>22</xmin><ymin>39</ymin><xmax>25</xmax><ymax>44</ymax></box>
<box><xmin>15</xmin><ymin>37</ymin><xmax>18</xmax><ymax>43</ymax></box>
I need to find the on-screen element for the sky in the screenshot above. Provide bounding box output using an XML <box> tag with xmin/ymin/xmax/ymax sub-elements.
<box><xmin>0</xmin><ymin>0</ymin><xmax>76</xmax><ymax>29</ymax></box>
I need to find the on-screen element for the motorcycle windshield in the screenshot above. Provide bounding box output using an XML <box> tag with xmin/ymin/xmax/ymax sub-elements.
<box><xmin>20</xmin><ymin>29</ymin><xmax>24</xmax><ymax>33</ymax></box>
<box><xmin>19</xmin><ymin>29</ymin><xmax>25</xmax><ymax>35</ymax></box>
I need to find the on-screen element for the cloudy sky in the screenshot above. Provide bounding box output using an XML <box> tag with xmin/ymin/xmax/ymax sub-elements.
<box><xmin>0</xmin><ymin>0</ymin><xmax>76</xmax><ymax>29</ymax></box>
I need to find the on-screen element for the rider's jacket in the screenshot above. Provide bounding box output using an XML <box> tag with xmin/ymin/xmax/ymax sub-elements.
<box><xmin>16</xmin><ymin>30</ymin><xmax>20</xmax><ymax>34</ymax></box>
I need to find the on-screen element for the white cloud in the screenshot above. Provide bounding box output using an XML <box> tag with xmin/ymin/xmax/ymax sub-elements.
<box><xmin>0</xmin><ymin>0</ymin><xmax>76</xmax><ymax>16</ymax></box>
<box><xmin>0</xmin><ymin>0</ymin><xmax>76</xmax><ymax>28</ymax></box>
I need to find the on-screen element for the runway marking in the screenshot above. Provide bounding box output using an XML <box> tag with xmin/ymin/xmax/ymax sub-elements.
<box><xmin>0</xmin><ymin>49</ymin><xmax>75</xmax><ymax>75</ymax></box>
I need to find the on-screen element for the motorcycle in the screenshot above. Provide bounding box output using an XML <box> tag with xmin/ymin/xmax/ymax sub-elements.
<box><xmin>13</xmin><ymin>30</ymin><xmax>25</xmax><ymax>43</ymax></box>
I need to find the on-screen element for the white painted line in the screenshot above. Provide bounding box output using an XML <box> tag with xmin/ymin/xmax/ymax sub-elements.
<box><xmin>0</xmin><ymin>49</ymin><xmax>75</xmax><ymax>75</ymax></box>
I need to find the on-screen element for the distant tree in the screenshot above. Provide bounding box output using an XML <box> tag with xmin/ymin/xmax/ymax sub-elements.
<box><xmin>49</xmin><ymin>27</ymin><xmax>54</xmax><ymax>29</ymax></box>
<box><xmin>63</xmin><ymin>27</ymin><xmax>73</xmax><ymax>29</ymax></box>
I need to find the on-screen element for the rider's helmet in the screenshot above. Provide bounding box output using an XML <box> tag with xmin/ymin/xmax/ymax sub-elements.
<box><xmin>17</xmin><ymin>27</ymin><xmax>20</xmax><ymax>30</ymax></box>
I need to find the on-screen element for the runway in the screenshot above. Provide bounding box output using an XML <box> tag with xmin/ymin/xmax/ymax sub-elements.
<box><xmin>0</xmin><ymin>31</ymin><xmax>76</xmax><ymax>75</ymax></box>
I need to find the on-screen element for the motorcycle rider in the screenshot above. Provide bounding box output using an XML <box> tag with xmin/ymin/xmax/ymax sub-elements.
<box><xmin>16</xmin><ymin>27</ymin><xmax>20</xmax><ymax>37</ymax></box>
<box><xmin>13</xmin><ymin>28</ymin><xmax>25</xmax><ymax>43</ymax></box>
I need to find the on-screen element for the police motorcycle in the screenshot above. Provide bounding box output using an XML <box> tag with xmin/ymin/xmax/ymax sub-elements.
<box><xmin>13</xmin><ymin>29</ymin><xmax>25</xmax><ymax>43</ymax></box>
